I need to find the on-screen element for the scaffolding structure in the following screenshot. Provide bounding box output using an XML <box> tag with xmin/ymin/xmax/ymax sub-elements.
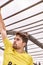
<box><xmin>0</xmin><ymin>0</ymin><xmax>43</xmax><ymax>65</ymax></box>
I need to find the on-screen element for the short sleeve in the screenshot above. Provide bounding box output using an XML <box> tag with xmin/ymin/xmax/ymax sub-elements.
<box><xmin>3</xmin><ymin>38</ymin><xmax>12</xmax><ymax>49</ymax></box>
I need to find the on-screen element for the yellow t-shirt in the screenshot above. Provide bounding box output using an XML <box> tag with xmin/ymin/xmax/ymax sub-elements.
<box><xmin>3</xmin><ymin>38</ymin><xmax>33</xmax><ymax>65</ymax></box>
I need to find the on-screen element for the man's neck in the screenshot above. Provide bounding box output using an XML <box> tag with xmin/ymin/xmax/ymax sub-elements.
<box><xmin>16</xmin><ymin>48</ymin><xmax>25</xmax><ymax>53</ymax></box>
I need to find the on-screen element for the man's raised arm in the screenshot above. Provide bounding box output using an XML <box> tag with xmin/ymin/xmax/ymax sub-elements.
<box><xmin>0</xmin><ymin>8</ymin><xmax>7</xmax><ymax>41</ymax></box>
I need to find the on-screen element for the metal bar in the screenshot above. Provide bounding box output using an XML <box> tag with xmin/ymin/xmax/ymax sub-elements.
<box><xmin>0</xmin><ymin>47</ymin><xmax>4</xmax><ymax>50</ymax></box>
<box><xmin>3</xmin><ymin>0</ymin><xmax>43</xmax><ymax>20</ymax></box>
<box><xmin>20</xmin><ymin>27</ymin><xmax>43</xmax><ymax>32</ymax></box>
<box><xmin>6</xmin><ymin>12</ymin><xmax>43</xmax><ymax>27</ymax></box>
<box><xmin>28</xmin><ymin>50</ymin><xmax>43</xmax><ymax>53</ymax></box>
<box><xmin>0</xmin><ymin>0</ymin><xmax>13</xmax><ymax>8</ymax></box>
<box><xmin>30</xmin><ymin>31</ymin><xmax>43</xmax><ymax>35</ymax></box>
<box><xmin>29</xmin><ymin>34</ymin><xmax>43</xmax><ymax>49</ymax></box>
<box><xmin>31</xmin><ymin>54</ymin><xmax>43</xmax><ymax>56</ymax></box>
<box><xmin>7</xmin><ymin>19</ymin><xmax>43</xmax><ymax>31</ymax></box>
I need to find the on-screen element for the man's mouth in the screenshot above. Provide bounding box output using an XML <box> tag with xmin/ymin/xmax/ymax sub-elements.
<box><xmin>13</xmin><ymin>43</ymin><xmax>17</xmax><ymax>48</ymax></box>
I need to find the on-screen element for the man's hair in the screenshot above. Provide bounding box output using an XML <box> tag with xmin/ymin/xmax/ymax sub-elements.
<box><xmin>15</xmin><ymin>31</ymin><xmax>29</xmax><ymax>43</ymax></box>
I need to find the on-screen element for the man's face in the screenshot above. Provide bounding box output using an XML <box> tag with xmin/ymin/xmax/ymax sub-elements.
<box><xmin>13</xmin><ymin>35</ymin><xmax>25</xmax><ymax>49</ymax></box>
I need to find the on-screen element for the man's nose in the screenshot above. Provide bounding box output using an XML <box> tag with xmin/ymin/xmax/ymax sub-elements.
<box><xmin>14</xmin><ymin>40</ymin><xmax>16</xmax><ymax>43</ymax></box>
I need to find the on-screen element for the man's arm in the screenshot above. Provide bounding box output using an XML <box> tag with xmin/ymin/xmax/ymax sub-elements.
<box><xmin>0</xmin><ymin>8</ymin><xmax>7</xmax><ymax>41</ymax></box>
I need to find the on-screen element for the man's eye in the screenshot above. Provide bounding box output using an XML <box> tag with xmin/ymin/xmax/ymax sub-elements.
<box><xmin>14</xmin><ymin>38</ymin><xmax>20</xmax><ymax>41</ymax></box>
<box><xmin>17</xmin><ymin>38</ymin><xmax>20</xmax><ymax>40</ymax></box>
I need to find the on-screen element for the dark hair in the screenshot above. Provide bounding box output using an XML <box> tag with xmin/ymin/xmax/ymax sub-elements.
<box><xmin>15</xmin><ymin>31</ymin><xmax>29</xmax><ymax>43</ymax></box>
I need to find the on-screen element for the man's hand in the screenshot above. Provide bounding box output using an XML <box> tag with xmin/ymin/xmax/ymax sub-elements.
<box><xmin>0</xmin><ymin>8</ymin><xmax>1</xmax><ymax>14</ymax></box>
<box><xmin>0</xmin><ymin>8</ymin><xmax>1</xmax><ymax>15</ymax></box>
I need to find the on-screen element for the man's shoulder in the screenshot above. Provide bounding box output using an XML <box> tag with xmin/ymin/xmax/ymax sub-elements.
<box><xmin>3</xmin><ymin>37</ymin><xmax>12</xmax><ymax>48</ymax></box>
<box><xmin>25</xmin><ymin>52</ymin><xmax>33</xmax><ymax>59</ymax></box>
<box><xmin>3</xmin><ymin>37</ymin><xmax>12</xmax><ymax>44</ymax></box>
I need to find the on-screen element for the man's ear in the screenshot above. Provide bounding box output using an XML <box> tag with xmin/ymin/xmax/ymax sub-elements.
<box><xmin>23</xmin><ymin>42</ymin><xmax>26</xmax><ymax>47</ymax></box>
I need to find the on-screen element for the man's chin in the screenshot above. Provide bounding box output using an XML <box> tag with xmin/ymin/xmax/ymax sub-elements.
<box><xmin>13</xmin><ymin>46</ymin><xmax>17</xmax><ymax>49</ymax></box>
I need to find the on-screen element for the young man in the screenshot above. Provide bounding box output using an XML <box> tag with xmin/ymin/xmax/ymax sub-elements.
<box><xmin>0</xmin><ymin>8</ymin><xmax>33</xmax><ymax>65</ymax></box>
